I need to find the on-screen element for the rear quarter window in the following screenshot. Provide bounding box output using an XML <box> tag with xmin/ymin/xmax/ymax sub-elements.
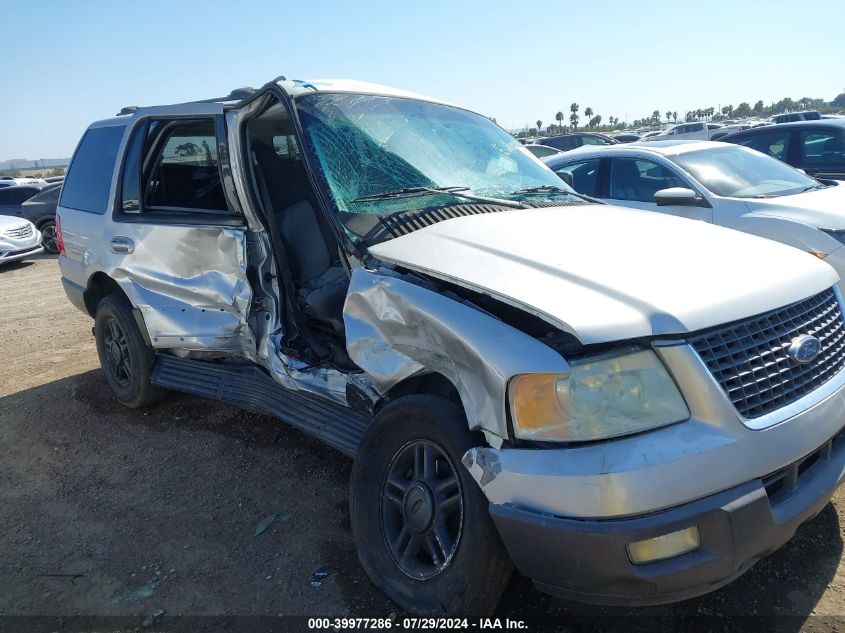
<box><xmin>61</xmin><ymin>125</ymin><xmax>125</xmax><ymax>214</ymax></box>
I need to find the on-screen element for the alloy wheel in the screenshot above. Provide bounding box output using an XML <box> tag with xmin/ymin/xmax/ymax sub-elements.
<box><xmin>103</xmin><ymin>317</ymin><xmax>132</xmax><ymax>388</ymax></box>
<box><xmin>381</xmin><ymin>439</ymin><xmax>464</xmax><ymax>580</ymax></box>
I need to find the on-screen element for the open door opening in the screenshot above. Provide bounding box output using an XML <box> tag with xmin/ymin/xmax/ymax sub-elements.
<box><xmin>245</xmin><ymin>97</ymin><xmax>355</xmax><ymax>369</ymax></box>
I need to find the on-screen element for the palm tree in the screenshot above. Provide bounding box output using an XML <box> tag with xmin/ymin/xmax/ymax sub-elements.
<box><xmin>584</xmin><ymin>107</ymin><xmax>593</xmax><ymax>128</ymax></box>
<box><xmin>536</xmin><ymin>120</ymin><xmax>542</xmax><ymax>134</ymax></box>
<box><xmin>665</xmin><ymin>110</ymin><xmax>672</xmax><ymax>124</ymax></box>
<box><xmin>672</xmin><ymin>111</ymin><xmax>678</xmax><ymax>123</ymax></box>
<box><xmin>651</xmin><ymin>110</ymin><xmax>660</xmax><ymax>126</ymax></box>
<box><xmin>555</xmin><ymin>111</ymin><xmax>564</xmax><ymax>132</ymax></box>
<box><xmin>570</xmin><ymin>103</ymin><xmax>579</xmax><ymax>130</ymax></box>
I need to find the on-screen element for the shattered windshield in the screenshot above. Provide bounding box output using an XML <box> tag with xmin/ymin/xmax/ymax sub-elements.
<box><xmin>296</xmin><ymin>93</ymin><xmax>576</xmax><ymax>241</ymax></box>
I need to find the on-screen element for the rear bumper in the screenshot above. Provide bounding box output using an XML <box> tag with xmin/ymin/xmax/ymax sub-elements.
<box><xmin>491</xmin><ymin>428</ymin><xmax>845</xmax><ymax>606</ymax></box>
<box><xmin>61</xmin><ymin>277</ymin><xmax>88</xmax><ymax>314</ymax></box>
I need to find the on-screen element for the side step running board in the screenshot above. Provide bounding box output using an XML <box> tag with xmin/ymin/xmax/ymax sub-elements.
<box><xmin>150</xmin><ymin>355</ymin><xmax>370</xmax><ymax>457</ymax></box>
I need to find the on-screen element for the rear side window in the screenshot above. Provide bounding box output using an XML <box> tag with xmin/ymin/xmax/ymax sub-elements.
<box><xmin>799</xmin><ymin>131</ymin><xmax>845</xmax><ymax>166</ymax></box>
<box><xmin>0</xmin><ymin>187</ymin><xmax>41</xmax><ymax>205</ymax></box>
<box><xmin>555</xmin><ymin>158</ymin><xmax>601</xmax><ymax>196</ymax></box>
<box><xmin>734</xmin><ymin>130</ymin><xmax>790</xmax><ymax>160</ymax></box>
<box><xmin>25</xmin><ymin>186</ymin><xmax>60</xmax><ymax>203</ymax></box>
<box><xmin>544</xmin><ymin>136</ymin><xmax>579</xmax><ymax>151</ymax></box>
<box><xmin>61</xmin><ymin>126</ymin><xmax>125</xmax><ymax>214</ymax></box>
<box><xmin>143</xmin><ymin>120</ymin><xmax>227</xmax><ymax>213</ymax></box>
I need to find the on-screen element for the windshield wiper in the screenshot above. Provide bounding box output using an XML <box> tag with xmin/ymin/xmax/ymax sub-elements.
<box><xmin>512</xmin><ymin>185</ymin><xmax>572</xmax><ymax>195</ymax></box>
<box><xmin>510</xmin><ymin>185</ymin><xmax>602</xmax><ymax>204</ymax></box>
<box><xmin>351</xmin><ymin>186</ymin><xmax>527</xmax><ymax>209</ymax></box>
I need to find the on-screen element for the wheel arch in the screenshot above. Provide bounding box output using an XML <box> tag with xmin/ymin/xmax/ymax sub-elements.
<box><xmin>84</xmin><ymin>272</ymin><xmax>153</xmax><ymax>346</ymax></box>
<box><xmin>378</xmin><ymin>372</ymin><xmax>462</xmax><ymax>413</ymax></box>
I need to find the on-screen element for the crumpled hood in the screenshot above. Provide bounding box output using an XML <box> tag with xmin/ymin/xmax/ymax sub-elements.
<box><xmin>366</xmin><ymin>205</ymin><xmax>837</xmax><ymax>344</ymax></box>
<box><xmin>745</xmin><ymin>183</ymin><xmax>845</xmax><ymax>229</ymax></box>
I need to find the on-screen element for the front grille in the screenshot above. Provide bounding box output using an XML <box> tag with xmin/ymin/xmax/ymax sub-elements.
<box><xmin>689</xmin><ymin>288</ymin><xmax>845</xmax><ymax>419</ymax></box>
<box><xmin>3</xmin><ymin>224</ymin><xmax>33</xmax><ymax>239</ymax></box>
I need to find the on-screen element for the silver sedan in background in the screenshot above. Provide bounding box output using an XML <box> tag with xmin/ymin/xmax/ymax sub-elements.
<box><xmin>544</xmin><ymin>140</ymin><xmax>845</xmax><ymax>289</ymax></box>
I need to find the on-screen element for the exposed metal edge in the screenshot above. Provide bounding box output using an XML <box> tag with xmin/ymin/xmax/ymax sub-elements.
<box><xmin>151</xmin><ymin>355</ymin><xmax>370</xmax><ymax>456</ymax></box>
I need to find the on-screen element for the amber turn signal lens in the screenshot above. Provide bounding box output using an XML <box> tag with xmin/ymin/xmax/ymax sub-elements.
<box><xmin>508</xmin><ymin>373</ymin><xmax>565</xmax><ymax>430</ymax></box>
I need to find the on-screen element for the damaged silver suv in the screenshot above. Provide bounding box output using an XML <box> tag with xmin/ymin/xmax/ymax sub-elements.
<box><xmin>58</xmin><ymin>77</ymin><xmax>845</xmax><ymax>614</ymax></box>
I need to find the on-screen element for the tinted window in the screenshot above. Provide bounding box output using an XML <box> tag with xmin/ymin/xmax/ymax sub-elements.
<box><xmin>609</xmin><ymin>158</ymin><xmax>686</xmax><ymax>202</ymax></box>
<box><xmin>144</xmin><ymin>119</ymin><xmax>227</xmax><ymax>212</ymax></box>
<box><xmin>61</xmin><ymin>126</ymin><xmax>125</xmax><ymax>214</ymax></box>
<box><xmin>800</xmin><ymin>131</ymin><xmax>845</xmax><ymax>166</ymax></box>
<box><xmin>555</xmin><ymin>158</ymin><xmax>601</xmax><ymax>196</ymax></box>
<box><xmin>581</xmin><ymin>135</ymin><xmax>609</xmax><ymax>146</ymax></box>
<box><xmin>0</xmin><ymin>187</ymin><xmax>41</xmax><ymax>205</ymax></box>
<box><xmin>120</xmin><ymin>122</ymin><xmax>147</xmax><ymax>213</ymax></box>
<box><xmin>804</xmin><ymin>111</ymin><xmax>822</xmax><ymax>121</ymax></box>
<box><xmin>26</xmin><ymin>186</ymin><xmax>60</xmax><ymax>203</ymax></box>
<box><xmin>543</xmin><ymin>136</ymin><xmax>580</xmax><ymax>151</ymax></box>
<box><xmin>734</xmin><ymin>130</ymin><xmax>789</xmax><ymax>160</ymax></box>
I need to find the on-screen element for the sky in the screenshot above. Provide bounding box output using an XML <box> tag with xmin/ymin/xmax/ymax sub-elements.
<box><xmin>2</xmin><ymin>0</ymin><xmax>844</xmax><ymax>159</ymax></box>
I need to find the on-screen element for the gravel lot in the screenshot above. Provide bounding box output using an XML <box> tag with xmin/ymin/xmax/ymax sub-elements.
<box><xmin>3</xmin><ymin>256</ymin><xmax>845</xmax><ymax>630</ymax></box>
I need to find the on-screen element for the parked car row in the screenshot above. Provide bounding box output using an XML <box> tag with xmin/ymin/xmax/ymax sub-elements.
<box><xmin>52</xmin><ymin>76</ymin><xmax>845</xmax><ymax>616</ymax></box>
<box><xmin>0</xmin><ymin>180</ymin><xmax>62</xmax><ymax>258</ymax></box>
<box><xmin>720</xmin><ymin>119</ymin><xmax>845</xmax><ymax>180</ymax></box>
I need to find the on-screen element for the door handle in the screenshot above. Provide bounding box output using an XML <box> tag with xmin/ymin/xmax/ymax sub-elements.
<box><xmin>110</xmin><ymin>236</ymin><xmax>135</xmax><ymax>254</ymax></box>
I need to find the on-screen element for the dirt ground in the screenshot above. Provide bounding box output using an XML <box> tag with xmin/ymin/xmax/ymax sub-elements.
<box><xmin>4</xmin><ymin>257</ymin><xmax>845</xmax><ymax>631</ymax></box>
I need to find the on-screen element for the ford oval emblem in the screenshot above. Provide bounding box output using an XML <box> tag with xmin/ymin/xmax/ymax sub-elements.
<box><xmin>787</xmin><ymin>334</ymin><xmax>822</xmax><ymax>364</ymax></box>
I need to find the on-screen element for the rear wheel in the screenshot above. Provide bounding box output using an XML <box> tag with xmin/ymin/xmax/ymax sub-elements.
<box><xmin>94</xmin><ymin>294</ymin><xmax>166</xmax><ymax>408</ymax></box>
<box><xmin>39</xmin><ymin>220</ymin><xmax>58</xmax><ymax>254</ymax></box>
<box><xmin>350</xmin><ymin>395</ymin><xmax>512</xmax><ymax>615</ymax></box>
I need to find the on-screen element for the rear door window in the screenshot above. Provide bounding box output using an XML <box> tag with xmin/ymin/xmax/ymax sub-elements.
<box><xmin>143</xmin><ymin>119</ymin><xmax>228</xmax><ymax>213</ymax></box>
<box><xmin>799</xmin><ymin>131</ymin><xmax>845</xmax><ymax>167</ymax></box>
<box><xmin>733</xmin><ymin>130</ymin><xmax>790</xmax><ymax>160</ymax></box>
<box><xmin>60</xmin><ymin>126</ymin><xmax>125</xmax><ymax>214</ymax></box>
<box><xmin>608</xmin><ymin>158</ymin><xmax>686</xmax><ymax>202</ymax></box>
<box><xmin>555</xmin><ymin>158</ymin><xmax>601</xmax><ymax>196</ymax></box>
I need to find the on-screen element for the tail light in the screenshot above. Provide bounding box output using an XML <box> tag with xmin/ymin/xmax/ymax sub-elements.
<box><xmin>55</xmin><ymin>213</ymin><xmax>65</xmax><ymax>255</ymax></box>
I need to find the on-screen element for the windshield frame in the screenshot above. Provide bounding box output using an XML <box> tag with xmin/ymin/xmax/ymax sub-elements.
<box><xmin>668</xmin><ymin>144</ymin><xmax>822</xmax><ymax>199</ymax></box>
<box><xmin>290</xmin><ymin>91</ymin><xmax>580</xmax><ymax>248</ymax></box>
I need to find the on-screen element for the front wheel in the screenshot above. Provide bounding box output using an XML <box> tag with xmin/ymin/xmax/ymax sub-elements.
<box><xmin>350</xmin><ymin>395</ymin><xmax>512</xmax><ymax>615</ymax></box>
<box><xmin>39</xmin><ymin>220</ymin><xmax>58</xmax><ymax>254</ymax></box>
<box><xmin>94</xmin><ymin>294</ymin><xmax>167</xmax><ymax>408</ymax></box>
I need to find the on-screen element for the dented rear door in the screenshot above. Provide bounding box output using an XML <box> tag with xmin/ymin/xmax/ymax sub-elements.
<box><xmin>105</xmin><ymin>104</ymin><xmax>255</xmax><ymax>354</ymax></box>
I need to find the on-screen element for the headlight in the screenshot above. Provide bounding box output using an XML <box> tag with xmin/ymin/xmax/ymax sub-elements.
<box><xmin>509</xmin><ymin>348</ymin><xmax>689</xmax><ymax>442</ymax></box>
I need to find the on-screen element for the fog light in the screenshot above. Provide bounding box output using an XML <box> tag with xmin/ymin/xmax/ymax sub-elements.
<box><xmin>627</xmin><ymin>526</ymin><xmax>700</xmax><ymax>564</ymax></box>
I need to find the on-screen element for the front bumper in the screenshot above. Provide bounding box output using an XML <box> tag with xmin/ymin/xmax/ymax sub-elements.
<box><xmin>491</xmin><ymin>428</ymin><xmax>845</xmax><ymax>605</ymax></box>
<box><xmin>0</xmin><ymin>244</ymin><xmax>43</xmax><ymax>265</ymax></box>
<box><xmin>0</xmin><ymin>226</ymin><xmax>43</xmax><ymax>265</ymax></box>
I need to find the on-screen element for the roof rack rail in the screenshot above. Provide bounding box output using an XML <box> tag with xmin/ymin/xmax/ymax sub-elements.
<box><xmin>116</xmin><ymin>105</ymin><xmax>139</xmax><ymax>116</ymax></box>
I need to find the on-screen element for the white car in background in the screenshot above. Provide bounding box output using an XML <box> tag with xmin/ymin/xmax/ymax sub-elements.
<box><xmin>544</xmin><ymin>140</ymin><xmax>845</xmax><ymax>286</ymax></box>
<box><xmin>0</xmin><ymin>177</ymin><xmax>48</xmax><ymax>189</ymax></box>
<box><xmin>0</xmin><ymin>216</ymin><xmax>42</xmax><ymax>265</ymax></box>
<box><xmin>642</xmin><ymin>121</ymin><xmax>710</xmax><ymax>142</ymax></box>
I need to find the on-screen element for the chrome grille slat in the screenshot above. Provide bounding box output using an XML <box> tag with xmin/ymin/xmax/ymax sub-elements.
<box><xmin>689</xmin><ymin>288</ymin><xmax>845</xmax><ymax>419</ymax></box>
<box><xmin>3</xmin><ymin>224</ymin><xmax>33</xmax><ymax>239</ymax></box>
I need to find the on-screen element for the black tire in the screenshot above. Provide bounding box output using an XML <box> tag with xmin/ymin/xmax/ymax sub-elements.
<box><xmin>39</xmin><ymin>219</ymin><xmax>58</xmax><ymax>254</ymax></box>
<box><xmin>350</xmin><ymin>395</ymin><xmax>513</xmax><ymax>615</ymax></box>
<box><xmin>94</xmin><ymin>294</ymin><xmax>167</xmax><ymax>408</ymax></box>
